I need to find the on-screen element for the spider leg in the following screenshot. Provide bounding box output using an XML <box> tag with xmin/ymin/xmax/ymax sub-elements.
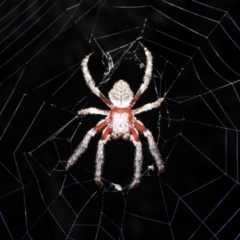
<box><xmin>78</xmin><ymin>107</ymin><xmax>108</xmax><ymax>116</ymax></box>
<box><xmin>133</xmin><ymin>97</ymin><xmax>164</xmax><ymax>115</ymax></box>
<box><xmin>130</xmin><ymin>43</ymin><xmax>153</xmax><ymax>106</ymax></box>
<box><xmin>81</xmin><ymin>53</ymin><xmax>113</xmax><ymax>108</ymax></box>
<box><xmin>66</xmin><ymin>119</ymin><xmax>108</xmax><ymax>170</ymax></box>
<box><xmin>94</xmin><ymin>126</ymin><xmax>112</xmax><ymax>186</ymax></box>
<box><xmin>134</xmin><ymin>119</ymin><xmax>164</xmax><ymax>173</ymax></box>
<box><xmin>129</xmin><ymin>127</ymin><xmax>143</xmax><ymax>189</ymax></box>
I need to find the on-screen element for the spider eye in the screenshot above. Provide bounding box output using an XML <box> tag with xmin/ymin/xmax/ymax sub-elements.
<box><xmin>108</xmin><ymin>80</ymin><xmax>133</xmax><ymax>107</ymax></box>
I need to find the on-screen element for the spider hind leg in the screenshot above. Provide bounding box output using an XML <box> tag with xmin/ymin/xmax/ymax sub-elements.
<box><xmin>144</xmin><ymin>129</ymin><xmax>164</xmax><ymax>173</ymax></box>
<box><xmin>66</xmin><ymin>129</ymin><xmax>96</xmax><ymax>170</ymax></box>
<box><xmin>66</xmin><ymin>119</ymin><xmax>108</xmax><ymax>170</ymax></box>
<box><xmin>94</xmin><ymin>126</ymin><xmax>111</xmax><ymax>186</ymax></box>
<box><xmin>129</xmin><ymin>127</ymin><xmax>143</xmax><ymax>189</ymax></box>
<box><xmin>134</xmin><ymin>120</ymin><xmax>164</xmax><ymax>174</ymax></box>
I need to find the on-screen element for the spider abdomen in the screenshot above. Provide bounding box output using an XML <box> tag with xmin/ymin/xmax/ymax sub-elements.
<box><xmin>111</xmin><ymin>112</ymin><xmax>130</xmax><ymax>139</ymax></box>
<box><xmin>109</xmin><ymin>107</ymin><xmax>133</xmax><ymax>140</ymax></box>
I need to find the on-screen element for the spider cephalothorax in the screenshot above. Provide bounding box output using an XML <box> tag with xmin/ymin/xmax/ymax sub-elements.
<box><xmin>66</xmin><ymin>43</ymin><xmax>164</xmax><ymax>188</ymax></box>
<box><xmin>108</xmin><ymin>80</ymin><xmax>134</xmax><ymax>107</ymax></box>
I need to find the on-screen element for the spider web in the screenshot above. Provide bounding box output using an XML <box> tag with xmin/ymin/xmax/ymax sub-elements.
<box><xmin>1</xmin><ymin>0</ymin><xmax>240</xmax><ymax>239</ymax></box>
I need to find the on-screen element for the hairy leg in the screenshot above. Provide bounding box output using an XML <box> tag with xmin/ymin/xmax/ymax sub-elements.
<box><xmin>143</xmin><ymin>129</ymin><xmax>164</xmax><ymax>173</ymax></box>
<box><xmin>134</xmin><ymin>119</ymin><xmax>164</xmax><ymax>173</ymax></box>
<box><xmin>66</xmin><ymin>129</ymin><xmax>96</xmax><ymax>170</ymax></box>
<box><xmin>78</xmin><ymin>107</ymin><xmax>108</xmax><ymax>116</ymax></box>
<box><xmin>66</xmin><ymin>119</ymin><xmax>108</xmax><ymax>170</ymax></box>
<box><xmin>130</xmin><ymin>43</ymin><xmax>153</xmax><ymax>106</ymax></box>
<box><xmin>129</xmin><ymin>134</ymin><xmax>143</xmax><ymax>189</ymax></box>
<box><xmin>94</xmin><ymin>127</ymin><xmax>111</xmax><ymax>185</ymax></box>
<box><xmin>94</xmin><ymin>138</ymin><xmax>108</xmax><ymax>185</ymax></box>
<box><xmin>81</xmin><ymin>53</ymin><xmax>113</xmax><ymax>107</ymax></box>
<box><xmin>133</xmin><ymin>97</ymin><xmax>164</xmax><ymax>115</ymax></box>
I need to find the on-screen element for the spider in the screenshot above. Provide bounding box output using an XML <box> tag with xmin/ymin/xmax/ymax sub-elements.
<box><xmin>66</xmin><ymin>43</ymin><xmax>164</xmax><ymax>189</ymax></box>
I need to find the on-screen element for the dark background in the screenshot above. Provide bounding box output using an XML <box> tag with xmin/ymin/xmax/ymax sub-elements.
<box><xmin>1</xmin><ymin>0</ymin><xmax>240</xmax><ymax>239</ymax></box>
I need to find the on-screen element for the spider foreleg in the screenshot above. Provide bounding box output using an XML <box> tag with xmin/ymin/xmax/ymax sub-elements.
<box><xmin>94</xmin><ymin>127</ymin><xmax>111</xmax><ymax>186</ymax></box>
<box><xmin>66</xmin><ymin>119</ymin><xmax>108</xmax><ymax>170</ymax></box>
<box><xmin>133</xmin><ymin>97</ymin><xmax>164</xmax><ymax>115</ymax></box>
<box><xmin>130</xmin><ymin>43</ymin><xmax>153</xmax><ymax>106</ymax></box>
<box><xmin>81</xmin><ymin>53</ymin><xmax>113</xmax><ymax>108</ymax></box>
<box><xmin>81</xmin><ymin>53</ymin><xmax>100</xmax><ymax>97</ymax></box>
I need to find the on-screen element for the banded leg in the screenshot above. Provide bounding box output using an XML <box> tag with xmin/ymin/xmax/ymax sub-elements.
<box><xmin>143</xmin><ymin>129</ymin><xmax>164</xmax><ymax>173</ymax></box>
<box><xmin>134</xmin><ymin>119</ymin><xmax>164</xmax><ymax>173</ymax></box>
<box><xmin>66</xmin><ymin>119</ymin><xmax>108</xmax><ymax>170</ymax></box>
<box><xmin>81</xmin><ymin>53</ymin><xmax>113</xmax><ymax>107</ymax></box>
<box><xmin>94</xmin><ymin>126</ymin><xmax>111</xmax><ymax>185</ymax></box>
<box><xmin>133</xmin><ymin>97</ymin><xmax>164</xmax><ymax>115</ymax></box>
<box><xmin>129</xmin><ymin>127</ymin><xmax>143</xmax><ymax>189</ymax></box>
<box><xmin>130</xmin><ymin>43</ymin><xmax>153</xmax><ymax>106</ymax></box>
<box><xmin>78</xmin><ymin>108</ymin><xmax>108</xmax><ymax>116</ymax></box>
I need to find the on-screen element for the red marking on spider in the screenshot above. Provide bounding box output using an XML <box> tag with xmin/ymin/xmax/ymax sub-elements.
<box><xmin>66</xmin><ymin>43</ymin><xmax>164</xmax><ymax>189</ymax></box>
